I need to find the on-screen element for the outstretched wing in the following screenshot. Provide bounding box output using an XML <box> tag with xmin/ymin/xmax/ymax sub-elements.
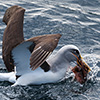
<box><xmin>12</xmin><ymin>41</ymin><xmax>34</xmax><ymax>75</ymax></box>
<box><xmin>27</xmin><ymin>34</ymin><xmax>61</xmax><ymax>70</ymax></box>
<box><xmin>2</xmin><ymin>6</ymin><xmax>25</xmax><ymax>72</ymax></box>
<box><xmin>12</xmin><ymin>34</ymin><xmax>61</xmax><ymax>76</ymax></box>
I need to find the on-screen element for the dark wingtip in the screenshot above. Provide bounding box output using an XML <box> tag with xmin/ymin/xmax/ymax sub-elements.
<box><xmin>58</xmin><ymin>33</ymin><xmax>62</xmax><ymax>36</ymax></box>
<box><xmin>56</xmin><ymin>33</ymin><xmax>62</xmax><ymax>37</ymax></box>
<box><xmin>3</xmin><ymin>5</ymin><xmax>25</xmax><ymax>25</ymax></box>
<box><xmin>55</xmin><ymin>33</ymin><xmax>62</xmax><ymax>41</ymax></box>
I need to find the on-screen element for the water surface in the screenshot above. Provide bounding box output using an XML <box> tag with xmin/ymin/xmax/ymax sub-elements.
<box><xmin>0</xmin><ymin>0</ymin><xmax>100</xmax><ymax>100</ymax></box>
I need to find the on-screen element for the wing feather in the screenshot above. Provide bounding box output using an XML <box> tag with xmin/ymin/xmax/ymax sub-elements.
<box><xmin>28</xmin><ymin>34</ymin><xmax>62</xmax><ymax>70</ymax></box>
<box><xmin>31</xmin><ymin>52</ymin><xmax>50</xmax><ymax>70</ymax></box>
<box><xmin>30</xmin><ymin>49</ymin><xmax>45</xmax><ymax>63</ymax></box>
<box><xmin>2</xmin><ymin>6</ymin><xmax>25</xmax><ymax>72</ymax></box>
<box><xmin>30</xmin><ymin>47</ymin><xmax>51</xmax><ymax>70</ymax></box>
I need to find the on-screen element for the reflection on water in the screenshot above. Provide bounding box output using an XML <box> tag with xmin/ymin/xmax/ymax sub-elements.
<box><xmin>0</xmin><ymin>0</ymin><xmax>100</xmax><ymax>99</ymax></box>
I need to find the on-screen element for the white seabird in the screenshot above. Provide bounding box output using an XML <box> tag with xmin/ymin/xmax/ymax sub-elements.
<box><xmin>0</xmin><ymin>5</ymin><xmax>91</xmax><ymax>86</ymax></box>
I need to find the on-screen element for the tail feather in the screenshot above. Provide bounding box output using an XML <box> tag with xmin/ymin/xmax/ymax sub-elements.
<box><xmin>0</xmin><ymin>72</ymin><xmax>16</xmax><ymax>83</ymax></box>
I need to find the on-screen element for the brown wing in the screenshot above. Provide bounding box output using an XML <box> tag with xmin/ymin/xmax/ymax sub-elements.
<box><xmin>2</xmin><ymin>6</ymin><xmax>25</xmax><ymax>72</ymax></box>
<box><xmin>27</xmin><ymin>34</ymin><xmax>61</xmax><ymax>70</ymax></box>
<box><xmin>30</xmin><ymin>46</ymin><xmax>52</xmax><ymax>70</ymax></box>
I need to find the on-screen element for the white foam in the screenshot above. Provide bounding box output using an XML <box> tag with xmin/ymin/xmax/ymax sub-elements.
<box><xmin>91</xmin><ymin>11</ymin><xmax>100</xmax><ymax>16</ymax></box>
<box><xmin>78</xmin><ymin>21</ymin><xmax>97</xmax><ymax>26</ymax></box>
<box><xmin>87</xmin><ymin>17</ymin><xmax>100</xmax><ymax>22</ymax></box>
<box><xmin>0</xmin><ymin>41</ymin><xmax>2</xmax><ymax>44</ymax></box>
<box><xmin>0</xmin><ymin>55</ymin><xmax>2</xmax><ymax>59</ymax></box>
<box><xmin>0</xmin><ymin>25</ymin><xmax>6</xmax><ymax>30</ymax></box>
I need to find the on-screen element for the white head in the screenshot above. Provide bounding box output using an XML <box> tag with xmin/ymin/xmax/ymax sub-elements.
<box><xmin>58</xmin><ymin>45</ymin><xmax>81</xmax><ymax>63</ymax></box>
<box><xmin>49</xmin><ymin>45</ymin><xmax>90</xmax><ymax>73</ymax></box>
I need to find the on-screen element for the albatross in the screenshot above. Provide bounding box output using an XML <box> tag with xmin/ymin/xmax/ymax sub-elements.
<box><xmin>0</xmin><ymin>5</ymin><xmax>91</xmax><ymax>86</ymax></box>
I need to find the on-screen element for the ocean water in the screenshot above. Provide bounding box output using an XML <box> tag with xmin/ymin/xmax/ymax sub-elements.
<box><xmin>0</xmin><ymin>0</ymin><xmax>100</xmax><ymax>99</ymax></box>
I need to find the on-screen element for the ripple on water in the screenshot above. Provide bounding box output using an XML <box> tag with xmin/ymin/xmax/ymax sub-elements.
<box><xmin>0</xmin><ymin>0</ymin><xmax>100</xmax><ymax>100</ymax></box>
<box><xmin>0</xmin><ymin>93</ymin><xmax>10</xmax><ymax>100</ymax></box>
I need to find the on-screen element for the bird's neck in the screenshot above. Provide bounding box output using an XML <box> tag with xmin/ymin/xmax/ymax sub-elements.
<box><xmin>47</xmin><ymin>50</ymin><xmax>70</xmax><ymax>74</ymax></box>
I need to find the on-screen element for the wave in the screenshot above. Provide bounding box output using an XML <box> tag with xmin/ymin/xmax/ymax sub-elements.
<box><xmin>0</xmin><ymin>0</ymin><xmax>100</xmax><ymax>100</ymax></box>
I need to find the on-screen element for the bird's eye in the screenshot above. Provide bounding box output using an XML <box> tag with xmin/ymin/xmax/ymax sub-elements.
<box><xmin>73</xmin><ymin>49</ymin><xmax>79</xmax><ymax>54</ymax></box>
<box><xmin>76</xmin><ymin>50</ymin><xmax>79</xmax><ymax>54</ymax></box>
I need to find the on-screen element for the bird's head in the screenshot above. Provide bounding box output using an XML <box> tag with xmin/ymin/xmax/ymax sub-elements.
<box><xmin>62</xmin><ymin>45</ymin><xmax>91</xmax><ymax>84</ymax></box>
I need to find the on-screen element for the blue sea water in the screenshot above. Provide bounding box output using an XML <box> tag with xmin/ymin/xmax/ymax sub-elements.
<box><xmin>0</xmin><ymin>0</ymin><xmax>100</xmax><ymax>99</ymax></box>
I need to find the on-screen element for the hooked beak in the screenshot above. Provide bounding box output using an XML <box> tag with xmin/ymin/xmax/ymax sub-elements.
<box><xmin>77</xmin><ymin>55</ymin><xmax>91</xmax><ymax>73</ymax></box>
<box><xmin>72</xmin><ymin>53</ymin><xmax>91</xmax><ymax>84</ymax></box>
<box><xmin>72</xmin><ymin>53</ymin><xmax>91</xmax><ymax>73</ymax></box>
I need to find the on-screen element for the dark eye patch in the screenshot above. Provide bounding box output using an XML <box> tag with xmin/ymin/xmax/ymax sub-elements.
<box><xmin>76</xmin><ymin>50</ymin><xmax>79</xmax><ymax>54</ymax></box>
<box><xmin>72</xmin><ymin>49</ymin><xmax>79</xmax><ymax>55</ymax></box>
